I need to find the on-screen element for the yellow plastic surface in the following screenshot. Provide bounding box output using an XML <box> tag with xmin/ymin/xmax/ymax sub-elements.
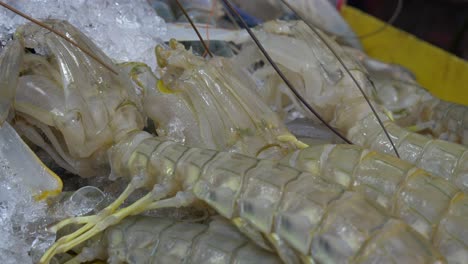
<box><xmin>341</xmin><ymin>6</ymin><xmax>468</xmax><ymax>105</ymax></box>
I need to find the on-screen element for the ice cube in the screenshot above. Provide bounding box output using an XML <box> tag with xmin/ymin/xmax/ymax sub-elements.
<box><xmin>64</xmin><ymin>186</ymin><xmax>106</xmax><ymax>217</ymax></box>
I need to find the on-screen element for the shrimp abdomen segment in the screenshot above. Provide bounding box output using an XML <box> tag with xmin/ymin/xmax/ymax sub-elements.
<box><xmin>192</xmin><ymin>152</ymin><xmax>259</xmax><ymax>218</ymax></box>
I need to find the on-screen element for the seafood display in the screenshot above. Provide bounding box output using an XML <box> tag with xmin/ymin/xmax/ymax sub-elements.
<box><xmin>0</xmin><ymin>1</ymin><xmax>467</xmax><ymax>264</ymax></box>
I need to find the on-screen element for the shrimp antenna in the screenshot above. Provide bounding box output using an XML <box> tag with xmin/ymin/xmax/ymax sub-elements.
<box><xmin>174</xmin><ymin>0</ymin><xmax>213</xmax><ymax>58</ymax></box>
<box><xmin>278</xmin><ymin>0</ymin><xmax>400</xmax><ymax>157</ymax></box>
<box><xmin>0</xmin><ymin>1</ymin><xmax>118</xmax><ymax>75</ymax></box>
<box><xmin>348</xmin><ymin>0</ymin><xmax>403</xmax><ymax>40</ymax></box>
<box><xmin>220</xmin><ymin>0</ymin><xmax>352</xmax><ymax>144</ymax></box>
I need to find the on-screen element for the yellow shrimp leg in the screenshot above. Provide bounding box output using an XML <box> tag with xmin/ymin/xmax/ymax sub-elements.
<box><xmin>39</xmin><ymin>183</ymin><xmax>181</xmax><ymax>264</ymax></box>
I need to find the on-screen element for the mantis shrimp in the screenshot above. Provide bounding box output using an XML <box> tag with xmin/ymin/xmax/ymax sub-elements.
<box><xmin>129</xmin><ymin>35</ymin><xmax>468</xmax><ymax>263</ymax></box>
<box><xmin>234</xmin><ymin>20</ymin><xmax>468</xmax><ymax>192</ymax></box>
<box><xmin>67</xmin><ymin>215</ymin><xmax>282</xmax><ymax>264</ymax></box>
<box><xmin>151</xmin><ymin>38</ymin><xmax>467</xmax><ymax>263</ymax></box>
<box><xmin>345</xmin><ymin>46</ymin><xmax>468</xmax><ymax>146</ymax></box>
<box><xmin>0</xmin><ymin>18</ymin><xmax>445</xmax><ymax>263</ymax></box>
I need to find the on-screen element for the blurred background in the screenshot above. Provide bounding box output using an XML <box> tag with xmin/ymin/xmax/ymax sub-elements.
<box><xmin>348</xmin><ymin>0</ymin><xmax>468</xmax><ymax>59</ymax></box>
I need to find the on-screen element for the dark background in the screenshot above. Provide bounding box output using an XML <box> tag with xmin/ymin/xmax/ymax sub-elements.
<box><xmin>348</xmin><ymin>0</ymin><xmax>468</xmax><ymax>59</ymax></box>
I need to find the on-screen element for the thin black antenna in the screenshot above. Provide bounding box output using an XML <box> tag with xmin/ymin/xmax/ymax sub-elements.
<box><xmin>0</xmin><ymin>1</ymin><xmax>118</xmax><ymax>75</ymax></box>
<box><xmin>220</xmin><ymin>0</ymin><xmax>352</xmax><ymax>144</ymax></box>
<box><xmin>346</xmin><ymin>0</ymin><xmax>403</xmax><ymax>39</ymax></box>
<box><xmin>279</xmin><ymin>0</ymin><xmax>400</xmax><ymax>158</ymax></box>
<box><xmin>174</xmin><ymin>0</ymin><xmax>213</xmax><ymax>58</ymax></box>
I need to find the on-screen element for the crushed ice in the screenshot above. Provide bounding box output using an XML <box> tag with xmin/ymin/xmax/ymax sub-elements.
<box><xmin>0</xmin><ymin>0</ymin><xmax>167</xmax><ymax>70</ymax></box>
<box><xmin>0</xmin><ymin>158</ymin><xmax>52</xmax><ymax>264</ymax></box>
<box><xmin>0</xmin><ymin>159</ymin><xmax>111</xmax><ymax>263</ymax></box>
